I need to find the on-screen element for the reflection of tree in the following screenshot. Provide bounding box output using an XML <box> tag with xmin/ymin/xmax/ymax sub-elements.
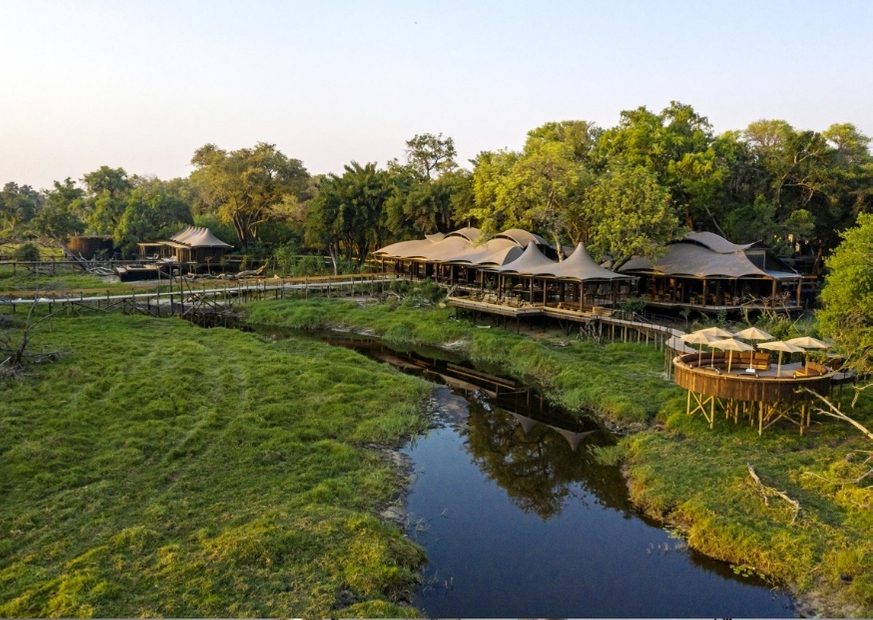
<box><xmin>461</xmin><ymin>403</ymin><xmax>634</xmax><ymax>520</ymax></box>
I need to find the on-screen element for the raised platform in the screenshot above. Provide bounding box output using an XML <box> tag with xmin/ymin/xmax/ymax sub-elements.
<box><xmin>673</xmin><ymin>352</ymin><xmax>834</xmax><ymax>434</ymax></box>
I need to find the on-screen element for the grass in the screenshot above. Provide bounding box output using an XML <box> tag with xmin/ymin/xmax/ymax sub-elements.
<box><xmin>0</xmin><ymin>313</ymin><xmax>431</xmax><ymax>617</ymax></box>
<box><xmin>245</xmin><ymin>294</ymin><xmax>873</xmax><ymax>617</ymax></box>
<box><xmin>617</xmin><ymin>391</ymin><xmax>873</xmax><ymax>617</ymax></box>
<box><xmin>244</xmin><ymin>297</ymin><xmax>681</xmax><ymax>428</ymax></box>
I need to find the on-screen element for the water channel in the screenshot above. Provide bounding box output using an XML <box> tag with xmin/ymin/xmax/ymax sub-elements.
<box><xmin>268</xmin><ymin>329</ymin><xmax>797</xmax><ymax>617</ymax></box>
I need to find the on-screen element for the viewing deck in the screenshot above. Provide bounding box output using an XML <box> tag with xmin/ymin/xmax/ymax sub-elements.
<box><xmin>673</xmin><ymin>352</ymin><xmax>834</xmax><ymax>434</ymax></box>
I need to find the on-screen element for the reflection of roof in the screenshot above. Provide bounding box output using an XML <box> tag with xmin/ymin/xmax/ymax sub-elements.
<box><xmin>620</xmin><ymin>232</ymin><xmax>800</xmax><ymax>280</ymax></box>
<box><xmin>169</xmin><ymin>226</ymin><xmax>233</xmax><ymax>248</ymax></box>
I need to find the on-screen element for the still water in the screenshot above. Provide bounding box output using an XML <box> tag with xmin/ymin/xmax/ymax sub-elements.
<box><xmin>283</xmin><ymin>331</ymin><xmax>796</xmax><ymax>617</ymax></box>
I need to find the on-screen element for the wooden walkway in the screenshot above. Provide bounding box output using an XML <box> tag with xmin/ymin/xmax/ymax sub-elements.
<box><xmin>1</xmin><ymin>274</ymin><xmax>395</xmax><ymax>321</ymax></box>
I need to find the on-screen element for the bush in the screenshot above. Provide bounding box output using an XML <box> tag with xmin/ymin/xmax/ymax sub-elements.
<box><xmin>13</xmin><ymin>242</ymin><xmax>40</xmax><ymax>262</ymax></box>
<box><xmin>294</xmin><ymin>255</ymin><xmax>327</xmax><ymax>277</ymax></box>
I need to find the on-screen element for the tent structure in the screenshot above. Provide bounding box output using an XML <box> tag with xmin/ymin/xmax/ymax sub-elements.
<box><xmin>138</xmin><ymin>226</ymin><xmax>233</xmax><ymax>266</ymax></box>
<box><xmin>374</xmin><ymin>228</ymin><xmax>634</xmax><ymax>309</ymax></box>
<box><xmin>618</xmin><ymin>231</ymin><xmax>803</xmax><ymax>312</ymax></box>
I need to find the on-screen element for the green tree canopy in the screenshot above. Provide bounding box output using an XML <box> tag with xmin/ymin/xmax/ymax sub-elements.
<box><xmin>190</xmin><ymin>143</ymin><xmax>310</xmax><ymax>249</ymax></box>
<box><xmin>306</xmin><ymin>162</ymin><xmax>393</xmax><ymax>272</ymax></box>
<box><xmin>817</xmin><ymin>212</ymin><xmax>873</xmax><ymax>380</ymax></box>
<box><xmin>585</xmin><ymin>165</ymin><xmax>680</xmax><ymax>271</ymax></box>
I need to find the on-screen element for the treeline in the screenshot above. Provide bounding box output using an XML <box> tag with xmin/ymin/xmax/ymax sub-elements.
<box><xmin>2</xmin><ymin>101</ymin><xmax>871</xmax><ymax>273</ymax></box>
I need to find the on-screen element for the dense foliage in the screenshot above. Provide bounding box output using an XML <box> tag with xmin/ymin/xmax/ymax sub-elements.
<box><xmin>2</xmin><ymin>102</ymin><xmax>869</xmax><ymax>268</ymax></box>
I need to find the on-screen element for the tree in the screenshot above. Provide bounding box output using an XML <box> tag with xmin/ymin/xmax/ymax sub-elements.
<box><xmin>403</xmin><ymin>133</ymin><xmax>457</xmax><ymax>180</ymax></box>
<box><xmin>0</xmin><ymin>183</ymin><xmax>42</xmax><ymax>234</ymax></box>
<box><xmin>306</xmin><ymin>162</ymin><xmax>392</xmax><ymax>272</ymax></box>
<box><xmin>190</xmin><ymin>143</ymin><xmax>310</xmax><ymax>249</ymax></box>
<box><xmin>81</xmin><ymin>166</ymin><xmax>134</xmax><ymax>235</ymax></box>
<box><xmin>112</xmin><ymin>185</ymin><xmax>193</xmax><ymax>256</ymax></box>
<box><xmin>464</xmin><ymin>121</ymin><xmax>599</xmax><ymax>254</ymax></box>
<box><xmin>817</xmin><ymin>213</ymin><xmax>873</xmax><ymax>397</ymax></box>
<box><xmin>585</xmin><ymin>165</ymin><xmax>680</xmax><ymax>271</ymax></box>
<box><xmin>30</xmin><ymin>178</ymin><xmax>86</xmax><ymax>244</ymax></box>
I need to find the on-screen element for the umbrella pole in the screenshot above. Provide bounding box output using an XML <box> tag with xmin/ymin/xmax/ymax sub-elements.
<box><xmin>777</xmin><ymin>351</ymin><xmax>783</xmax><ymax>377</ymax></box>
<box><xmin>728</xmin><ymin>350</ymin><xmax>733</xmax><ymax>373</ymax></box>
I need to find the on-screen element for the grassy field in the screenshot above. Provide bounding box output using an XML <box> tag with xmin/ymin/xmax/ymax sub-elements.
<box><xmin>615</xmin><ymin>397</ymin><xmax>873</xmax><ymax>618</ymax></box>
<box><xmin>0</xmin><ymin>314</ymin><xmax>431</xmax><ymax>617</ymax></box>
<box><xmin>245</xmin><ymin>295</ymin><xmax>873</xmax><ymax>617</ymax></box>
<box><xmin>244</xmin><ymin>297</ymin><xmax>679</xmax><ymax>428</ymax></box>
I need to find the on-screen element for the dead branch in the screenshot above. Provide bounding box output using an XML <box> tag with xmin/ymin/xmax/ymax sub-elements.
<box><xmin>799</xmin><ymin>387</ymin><xmax>873</xmax><ymax>441</ymax></box>
<box><xmin>747</xmin><ymin>463</ymin><xmax>801</xmax><ymax>525</ymax></box>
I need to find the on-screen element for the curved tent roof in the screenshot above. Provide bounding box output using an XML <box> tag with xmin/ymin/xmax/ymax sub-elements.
<box><xmin>495</xmin><ymin>228</ymin><xmax>548</xmax><ymax>248</ymax></box>
<box><xmin>448</xmin><ymin>238</ymin><xmax>524</xmax><ymax>267</ymax></box>
<box><xmin>496</xmin><ymin>242</ymin><xmax>557</xmax><ymax>274</ymax></box>
<box><xmin>620</xmin><ymin>232</ymin><xmax>800</xmax><ymax>280</ymax></box>
<box><xmin>444</xmin><ymin>226</ymin><xmax>483</xmax><ymax>243</ymax></box>
<box><xmin>679</xmin><ymin>231</ymin><xmax>754</xmax><ymax>254</ymax></box>
<box><xmin>374</xmin><ymin>227</ymin><xmax>550</xmax><ymax>268</ymax></box>
<box><xmin>544</xmin><ymin>243</ymin><xmax>630</xmax><ymax>281</ymax></box>
<box><xmin>373</xmin><ymin>238</ymin><xmax>436</xmax><ymax>259</ymax></box>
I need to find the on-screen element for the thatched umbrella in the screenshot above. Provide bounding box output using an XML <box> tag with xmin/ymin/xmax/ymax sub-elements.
<box><xmin>680</xmin><ymin>332</ymin><xmax>717</xmax><ymax>367</ymax></box>
<box><xmin>758</xmin><ymin>341</ymin><xmax>805</xmax><ymax>376</ymax></box>
<box><xmin>709</xmin><ymin>337</ymin><xmax>754</xmax><ymax>373</ymax></box>
<box><xmin>733</xmin><ymin>327</ymin><xmax>776</xmax><ymax>369</ymax></box>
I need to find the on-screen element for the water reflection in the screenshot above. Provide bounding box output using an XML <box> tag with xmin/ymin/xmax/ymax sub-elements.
<box><xmin>462</xmin><ymin>401</ymin><xmax>625</xmax><ymax>520</ymax></box>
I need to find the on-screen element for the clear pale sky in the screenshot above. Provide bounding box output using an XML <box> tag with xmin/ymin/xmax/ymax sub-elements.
<box><xmin>3</xmin><ymin>0</ymin><xmax>872</xmax><ymax>190</ymax></box>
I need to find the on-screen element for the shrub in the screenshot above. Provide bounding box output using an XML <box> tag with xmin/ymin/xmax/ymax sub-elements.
<box><xmin>13</xmin><ymin>242</ymin><xmax>40</xmax><ymax>262</ymax></box>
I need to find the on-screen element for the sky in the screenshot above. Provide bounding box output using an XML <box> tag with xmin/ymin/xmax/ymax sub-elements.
<box><xmin>3</xmin><ymin>0</ymin><xmax>873</xmax><ymax>190</ymax></box>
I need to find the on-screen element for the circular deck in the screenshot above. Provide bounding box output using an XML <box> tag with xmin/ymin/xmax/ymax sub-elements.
<box><xmin>673</xmin><ymin>352</ymin><xmax>833</xmax><ymax>403</ymax></box>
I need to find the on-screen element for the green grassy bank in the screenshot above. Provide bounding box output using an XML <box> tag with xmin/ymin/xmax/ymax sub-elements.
<box><xmin>246</xmin><ymin>296</ymin><xmax>873</xmax><ymax>617</ymax></box>
<box><xmin>0</xmin><ymin>314</ymin><xmax>431</xmax><ymax>617</ymax></box>
<box><xmin>245</xmin><ymin>298</ymin><xmax>679</xmax><ymax>429</ymax></box>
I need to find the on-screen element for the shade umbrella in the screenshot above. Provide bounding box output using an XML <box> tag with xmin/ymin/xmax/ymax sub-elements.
<box><xmin>680</xmin><ymin>332</ymin><xmax>717</xmax><ymax>367</ymax></box>
<box><xmin>695</xmin><ymin>326</ymin><xmax>734</xmax><ymax>339</ymax></box>
<box><xmin>785</xmin><ymin>336</ymin><xmax>830</xmax><ymax>350</ymax></box>
<box><xmin>786</xmin><ymin>336</ymin><xmax>831</xmax><ymax>367</ymax></box>
<box><xmin>733</xmin><ymin>327</ymin><xmax>775</xmax><ymax>341</ymax></box>
<box><xmin>708</xmin><ymin>337</ymin><xmax>754</xmax><ymax>373</ymax></box>
<box><xmin>733</xmin><ymin>327</ymin><xmax>775</xmax><ymax>370</ymax></box>
<box><xmin>757</xmin><ymin>340</ymin><xmax>805</xmax><ymax>376</ymax></box>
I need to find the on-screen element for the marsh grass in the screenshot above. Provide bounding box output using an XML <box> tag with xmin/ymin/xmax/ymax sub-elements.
<box><xmin>619</xmin><ymin>392</ymin><xmax>873</xmax><ymax>617</ymax></box>
<box><xmin>247</xmin><ymin>297</ymin><xmax>872</xmax><ymax>616</ymax></box>
<box><xmin>245</xmin><ymin>298</ymin><xmax>680</xmax><ymax>427</ymax></box>
<box><xmin>0</xmin><ymin>314</ymin><xmax>430</xmax><ymax>617</ymax></box>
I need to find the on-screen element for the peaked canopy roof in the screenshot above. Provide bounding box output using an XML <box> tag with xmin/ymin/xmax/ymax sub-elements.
<box><xmin>619</xmin><ymin>231</ymin><xmax>800</xmax><ymax>280</ymax></box>
<box><xmin>544</xmin><ymin>243</ymin><xmax>631</xmax><ymax>281</ymax></box>
<box><xmin>169</xmin><ymin>226</ymin><xmax>233</xmax><ymax>248</ymax></box>
<box><xmin>496</xmin><ymin>242</ymin><xmax>556</xmax><ymax>274</ymax></box>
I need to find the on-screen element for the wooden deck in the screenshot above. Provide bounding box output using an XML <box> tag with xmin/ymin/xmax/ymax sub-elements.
<box><xmin>673</xmin><ymin>352</ymin><xmax>834</xmax><ymax>435</ymax></box>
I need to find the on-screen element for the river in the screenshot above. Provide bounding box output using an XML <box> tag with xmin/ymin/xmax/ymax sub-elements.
<box><xmin>269</xmin><ymin>329</ymin><xmax>797</xmax><ymax>617</ymax></box>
